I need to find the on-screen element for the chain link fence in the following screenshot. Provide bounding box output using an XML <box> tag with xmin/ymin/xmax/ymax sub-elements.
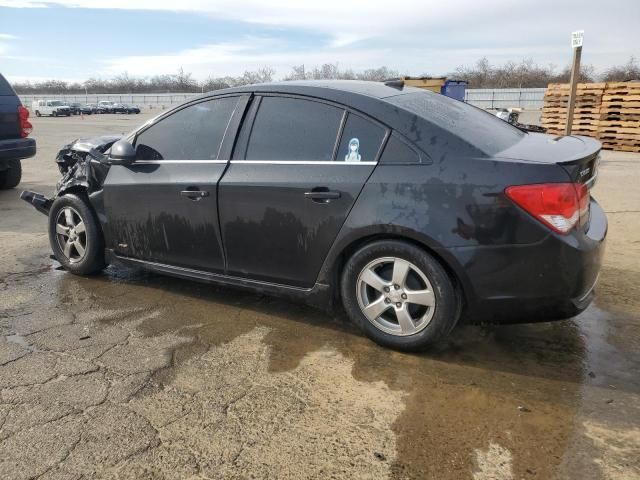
<box><xmin>19</xmin><ymin>88</ymin><xmax>547</xmax><ymax>111</ymax></box>
<box><xmin>464</xmin><ymin>88</ymin><xmax>545</xmax><ymax>109</ymax></box>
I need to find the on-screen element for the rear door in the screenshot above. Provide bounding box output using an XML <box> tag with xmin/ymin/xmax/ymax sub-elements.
<box><xmin>103</xmin><ymin>94</ymin><xmax>248</xmax><ymax>272</ymax></box>
<box><xmin>218</xmin><ymin>95</ymin><xmax>388</xmax><ymax>287</ymax></box>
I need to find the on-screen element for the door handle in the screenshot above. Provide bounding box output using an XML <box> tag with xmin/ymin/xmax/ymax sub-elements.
<box><xmin>304</xmin><ymin>188</ymin><xmax>341</xmax><ymax>203</ymax></box>
<box><xmin>180</xmin><ymin>189</ymin><xmax>209</xmax><ymax>200</ymax></box>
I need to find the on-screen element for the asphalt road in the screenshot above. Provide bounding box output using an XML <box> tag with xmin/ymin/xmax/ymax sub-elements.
<box><xmin>1</xmin><ymin>113</ymin><xmax>639</xmax><ymax>479</ymax></box>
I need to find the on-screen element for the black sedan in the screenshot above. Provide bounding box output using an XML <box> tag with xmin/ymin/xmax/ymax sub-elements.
<box><xmin>69</xmin><ymin>103</ymin><xmax>93</xmax><ymax>115</ymax></box>
<box><xmin>20</xmin><ymin>80</ymin><xmax>606</xmax><ymax>351</ymax></box>
<box><xmin>125</xmin><ymin>104</ymin><xmax>141</xmax><ymax>114</ymax></box>
<box><xmin>111</xmin><ymin>103</ymin><xmax>129</xmax><ymax>114</ymax></box>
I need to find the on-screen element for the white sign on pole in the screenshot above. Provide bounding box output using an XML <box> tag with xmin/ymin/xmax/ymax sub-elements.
<box><xmin>571</xmin><ymin>30</ymin><xmax>584</xmax><ymax>48</ymax></box>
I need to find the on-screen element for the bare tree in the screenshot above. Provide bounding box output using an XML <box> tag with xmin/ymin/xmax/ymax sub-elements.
<box><xmin>601</xmin><ymin>57</ymin><xmax>640</xmax><ymax>82</ymax></box>
<box><xmin>11</xmin><ymin>58</ymin><xmax>640</xmax><ymax>96</ymax></box>
<box><xmin>450</xmin><ymin>57</ymin><xmax>595</xmax><ymax>88</ymax></box>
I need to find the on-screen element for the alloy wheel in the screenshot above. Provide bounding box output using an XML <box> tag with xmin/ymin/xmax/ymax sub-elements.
<box><xmin>356</xmin><ymin>256</ymin><xmax>436</xmax><ymax>336</ymax></box>
<box><xmin>55</xmin><ymin>206</ymin><xmax>88</xmax><ymax>263</ymax></box>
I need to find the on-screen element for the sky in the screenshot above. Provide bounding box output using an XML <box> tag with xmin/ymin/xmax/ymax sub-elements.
<box><xmin>0</xmin><ymin>0</ymin><xmax>638</xmax><ymax>83</ymax></box>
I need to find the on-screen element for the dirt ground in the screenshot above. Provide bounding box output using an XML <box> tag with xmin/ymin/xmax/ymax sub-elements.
<box><xmin>1</xmin><ymin>113</ymin><xmax>639</xmax><ymax>479</ymax></box>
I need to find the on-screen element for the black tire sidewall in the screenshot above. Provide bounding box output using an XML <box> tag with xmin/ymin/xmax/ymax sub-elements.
<box><xmin>0</xmin><ymin>160</ymin><xmax>21</xmax><ymax>189</ymax></box>
<box><xmin>341</xmin><ymin>240</ymin><xmax>459</xmax><ymax>351</ymax></box>
<box><xmin>48</xmin><ymin>193</ymin><xmax>106</xmax><ymax>275</ymax></box>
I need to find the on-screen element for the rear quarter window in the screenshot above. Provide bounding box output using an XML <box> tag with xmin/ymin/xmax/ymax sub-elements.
<box><xmin>379</xmin><ymin>134</ymin><xmax>423</xmax><ymax>164</ymax></box>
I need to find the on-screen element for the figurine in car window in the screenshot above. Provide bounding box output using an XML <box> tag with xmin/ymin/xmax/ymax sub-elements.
<box><xmin>345</xmin><ymin>138</ymin><xmax>361</xmax><ymax>162</ymax></box>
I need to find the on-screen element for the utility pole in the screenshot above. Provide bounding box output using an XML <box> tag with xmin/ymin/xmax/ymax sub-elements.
<box><xmin>565</xmin><ymin>30</ymin><xmax>584</xmax><ymax>136</ymax></box>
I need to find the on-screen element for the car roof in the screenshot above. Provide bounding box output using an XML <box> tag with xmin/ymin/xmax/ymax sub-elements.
<box><xmin>231</xmin><ymin>80</ymin><xmax>414</xmax><ymax>99</ymax></box>
<box><xmin>207</xmin><ymin>80</ymin><xmax>418</xmax><ymax>105</ymax></box>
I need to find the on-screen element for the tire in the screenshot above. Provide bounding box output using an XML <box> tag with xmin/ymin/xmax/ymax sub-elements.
<box><xmin>35</xmin><ymin>110</ymin><xmax>41</xmax><ymax>117</ymax></box>
<box><xmin>48</xmin><ymin>193</ymin><xmax>106</xmax><ymax>275</ymax></box>
<box><xmin>0</xmin><ymin>160</ymin><xmax>22</xmax><ymax>189</ymax></box>
<box><xmin>340</xmin><ymin>240</ymin><xmax>460</xmax><ymax>351</ymax></box>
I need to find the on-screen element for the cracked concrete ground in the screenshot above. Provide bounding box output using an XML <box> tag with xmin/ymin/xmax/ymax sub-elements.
<box><xmin>1</xmin><ymin>114</ymin><xmax>639</xmax><ymax>479</ymax></box>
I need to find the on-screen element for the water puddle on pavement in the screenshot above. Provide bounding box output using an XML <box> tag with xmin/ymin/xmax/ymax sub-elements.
<box><xmin>2</xmin><ymin>262</ymin><xmax>638</xmax><ymax>479</ymax></box>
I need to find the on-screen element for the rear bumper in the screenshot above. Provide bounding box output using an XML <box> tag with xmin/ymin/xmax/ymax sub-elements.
<box><xmin>0</xmin><ymin>137</ymin><xmax>36</xmax><ymax>163</ymax></box>
<box><xmin>449</xmin><ymin>199</ymin><xmax>607</xmax><ymax>323</ymax></box>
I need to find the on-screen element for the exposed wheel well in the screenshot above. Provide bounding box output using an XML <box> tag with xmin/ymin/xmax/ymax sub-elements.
<box><xmin>332</xmin><ymin>234</ymin><xmax>467</xmax><ymax>312</ymax></box>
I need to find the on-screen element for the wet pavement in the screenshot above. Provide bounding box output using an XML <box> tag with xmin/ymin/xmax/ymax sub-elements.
<box><xmin>1</xmin><ymin>114</ymin><xmax>639</xmax><ymax>479</ymax></box>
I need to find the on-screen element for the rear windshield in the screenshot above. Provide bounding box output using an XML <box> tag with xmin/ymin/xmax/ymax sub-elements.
<box><xmin>387</xmin><ymin>91</ymin><xmax>524</xmax><ymax>155</ymax></box>
<box><xmin>0</xmin><ymin>74</ymin><xmax>16</xmax><ymax>96</ymax></box>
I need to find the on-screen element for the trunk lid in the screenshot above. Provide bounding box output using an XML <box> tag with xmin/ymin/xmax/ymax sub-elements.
<box><xmin>0</xmin><ymin>74</ymin><xmax>21</xmax><ymax>141</ymax></box>
<box><xmin>494</xmin><ymin>132</ymin><xmax>600</xmax><ymax>189</ymax></box>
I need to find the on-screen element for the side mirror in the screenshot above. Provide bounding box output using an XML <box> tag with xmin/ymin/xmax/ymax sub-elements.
<box><xmin>108</xmin><ymin>139</ymin><xmax>136</xmax><ymax>165</ymax></box>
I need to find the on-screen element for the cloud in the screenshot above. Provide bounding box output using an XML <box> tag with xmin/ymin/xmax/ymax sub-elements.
<box><xmin>2</xmin><ymin>0</ymin><xmax>639</xmax><ymax>81</ymax></box>
<box><xmin>0</xmin><ymin>0</ymin><xmax>522</xmax><ymax>49</ymax></box>
<box><xmin>0</xmin><ymin>32</ymin><xmax>19</xmax><ymax>55</ymax></box>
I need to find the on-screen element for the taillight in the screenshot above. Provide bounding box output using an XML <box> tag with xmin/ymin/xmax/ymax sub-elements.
<box><xmin>18</xmin><ymin>105</ymin><xmax>32</xmax><ymax>138</ymax></box>
<box><xmin>505</xmin><ymin>183</ymin><xmax>590</xmax><ymax>235</ymax></box>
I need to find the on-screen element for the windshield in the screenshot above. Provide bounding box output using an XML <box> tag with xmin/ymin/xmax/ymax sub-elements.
<box><xmin>387</xmin><ymin>91</ymin><xmax>524</xmax><ymax>156</ymax></box>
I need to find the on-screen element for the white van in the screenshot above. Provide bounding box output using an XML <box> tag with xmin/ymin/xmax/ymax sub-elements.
<box><xmin>31</xmin><ymin>100</ymin><xmax>71</xmax><ymax>117</ymax></box>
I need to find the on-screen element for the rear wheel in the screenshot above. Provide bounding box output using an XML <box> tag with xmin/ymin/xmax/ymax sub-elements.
<box><xmin>35</xmin><ymin>110</ymin><xmax>41</xmax><ymax>117</ymax></box>
<box><xmin>48</xmin><ymin>194</ymin><xmax>106</xmax><ymax>275</ymax></box>
<box><xmin>341</xmin><ymin>240</ymin><xmax>460</xmax><ymax>351</ymax></box>
<box><xmin>0</xmin><ymin>160</ymin><xmax>22</xmax><ymax>190</ymax></box>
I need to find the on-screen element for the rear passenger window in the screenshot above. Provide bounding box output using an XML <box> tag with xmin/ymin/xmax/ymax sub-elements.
<box><xmin>245</xmin><ymin>96</ymin><xmax>343</xmax><ymax>161</ymax></box>
<box><xmin>379</xmin><ymin>134</ymin><xmax>423</xmax><ymax>164</ymax></box>
<box><xmin>337</xmin><ymin>113</ymin><xmax>386</xmax><ymax>162</ymax></box>
<box><xmin>135</xmin><ymin>96</ymin><xmax>239</xmax><ymax>161</ymax></box>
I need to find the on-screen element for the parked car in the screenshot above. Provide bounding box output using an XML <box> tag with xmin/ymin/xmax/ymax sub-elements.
<box><xmin>97</xmin><ymin>101</ymin><xmax>115</xmax><ymax>113</ymax></box>
<box><xmin>0</xmin><ymin>73</ymin><xmax>35</xmax><ymax>189</ymax></box>
<box><xmin>69</xmin><ymin>103</ymin><xmax>93</xmax><ymax>115</ymax></box>
<box><xmin>32</xmin><ymin>99</ymin><xmax>71</xmax><ymax>117</ymax></box>
<box><xmin>124</xmin><ymin>104</ymin><xmax>141</xmax><ymax>114</ymax></box>
<box><xmin>21</xmin><ymin>80</ymin><xmax>606</xmax><ymax>351</ymax></box>
<box><xmin>87</xmin><ymin>104</ymin><xmax>105</xmax><ymax>114</ymax></box>
<box><xmin>69</xmin><ymin>103</ymin><xmax>82</xmax><ymax>115</ymax></box>
<box><xmin>111</xmin><ymin>103</ymin><xmax>128</xmax><ymax>114</ymax></box>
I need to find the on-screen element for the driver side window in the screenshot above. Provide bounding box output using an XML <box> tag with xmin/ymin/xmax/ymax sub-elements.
<box><xmin>135</xmin><ymin>96</ymin><xmax>239</xmax><ymax>161</ymax></box>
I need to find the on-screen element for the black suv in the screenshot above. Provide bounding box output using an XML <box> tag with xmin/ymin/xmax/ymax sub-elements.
<box><xmin>0</xmin><ymin>74</ymin><xmax>35</xmax><ymax>189</ymax></box>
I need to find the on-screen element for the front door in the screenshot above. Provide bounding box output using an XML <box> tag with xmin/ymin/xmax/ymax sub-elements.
<box><xmin>103</xmin><ymin>95</ymin><xmax>247</xmax><ymax>272</ymax></box>
<box><xmin>219</xmin><ymin>95</ymin><xmax>388</xmax><ymax>287</ymax></box>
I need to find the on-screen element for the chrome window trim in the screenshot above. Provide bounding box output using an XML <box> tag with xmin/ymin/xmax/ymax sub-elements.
<box><xmin>229</xmin><ymin>160</ymin><xmax>377</xmax><ymax>166</ymax></box>
<box><xmin>133</xmin><ymin>160</ymin><xmax>228</xmax><ymax>165</ymax></box>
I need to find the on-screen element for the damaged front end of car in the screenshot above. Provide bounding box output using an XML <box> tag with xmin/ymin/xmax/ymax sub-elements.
<box><xmin>20</xmin><ymin>135</ymin><xmax>121</xmax><ymax>215</ymax></box>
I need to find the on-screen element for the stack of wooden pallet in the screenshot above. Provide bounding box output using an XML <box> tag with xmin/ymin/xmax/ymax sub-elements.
<box><xmin>541</xmin><ymin>83</ymin><xmax>605</xmax><ymax>137</ymax></box>
<box><xmin>541</xmin><ymin>81</ymin><xmax>640</xmax><ymax>152</ymax></box>
<box><xmin>597</xmin><ymin>82</ymin><xmax>640</xmax><ymax>152</ymax></box>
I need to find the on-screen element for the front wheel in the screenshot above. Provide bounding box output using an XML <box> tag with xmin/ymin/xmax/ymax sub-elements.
<box><xmin>48</xmin><ymin>194</ymin><xmax>106</xmax><ymax>275</ymax></box>
<box><xmin>341</xmin><ymin>240</ymin><xmax>460</xmax><ymax>351</ymax></box>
